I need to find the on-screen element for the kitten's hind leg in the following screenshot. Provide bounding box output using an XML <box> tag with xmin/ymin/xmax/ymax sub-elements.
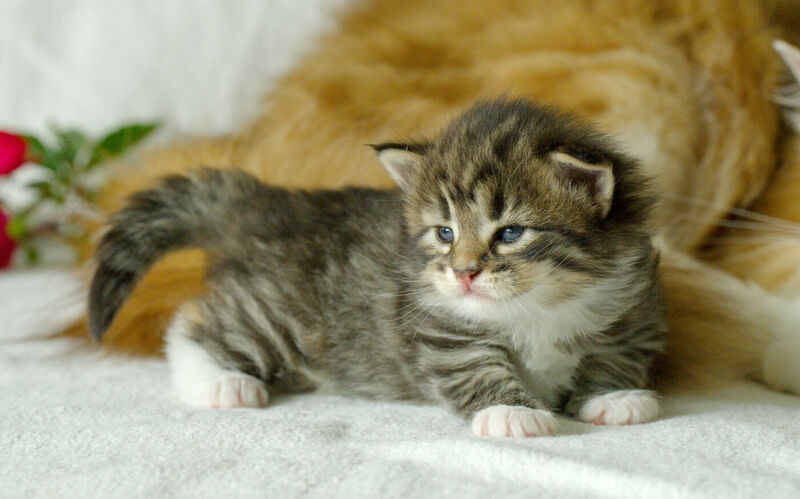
<box><xmin>165</xmin><ymin>302</ymin><xmax>269</xmax><ymax>409</ymax></box>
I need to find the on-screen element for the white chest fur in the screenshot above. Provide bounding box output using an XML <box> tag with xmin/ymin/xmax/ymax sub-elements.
<box><xmin>454</xmin><ymin>254</ymin><xmax>645</xmax><ymax>409</ymax></box>
<box><xmin>500</xmin><ymin>274</ymin><xmax>633</xmax><ymax>408</ymax></box>
<box><xmin>509</xmin><ymin>329</ymin><xmax>582</xmax><ymax>408</ymax></box>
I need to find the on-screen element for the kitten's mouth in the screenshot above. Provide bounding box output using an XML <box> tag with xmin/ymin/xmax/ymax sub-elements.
<box><xmin>455</xmin><ymin>275</ymin><xmax>490</xmax><ymax>300</ymax></box>
<box><xmin>461</xmin><ymin>288</ymin><xmax>490</xmax><ymax>301</ymax></box>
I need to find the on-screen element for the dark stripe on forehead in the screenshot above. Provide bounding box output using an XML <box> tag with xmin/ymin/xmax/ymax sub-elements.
<box><xmin>451</xmin><ymin>160</ymin><xmax>499</xmax><ymax>212</ymax></box>
<box><xmin>448</xmin><ymin>183</ymin><xmax>475</xmax><ymax>203</ymax></box>
<box><xmin>466</xmin><ymin>161</ymin><xmax>496</xmax><ymax>194</ymax></box>
<box><xmin>438</xmin><ymin>193</ymin><xmax>450</xmax><ymax>219</ymax></box>
<box><xmin>492</xmin><ymin>130</ymin><xmax>517</xmax><ymax>162</ymax></box>
<box><xmin>490</xmin><ymin>188</ymin><xmax>505</xmax><ymax>220</ymax></box>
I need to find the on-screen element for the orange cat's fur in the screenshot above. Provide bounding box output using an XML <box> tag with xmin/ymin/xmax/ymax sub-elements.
<box><xmin>64</xmin><ymin>0</ymin><xmax>800</xmax><ymax>393</ymax></box>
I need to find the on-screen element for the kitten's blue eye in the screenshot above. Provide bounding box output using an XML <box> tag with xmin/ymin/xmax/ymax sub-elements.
<box><xmin>498</xmin><ymin>225</ymin><xmax>524</xmax><ymax>243</ymax></box>
<box><xmin>437</xmin><ymin>226</ymin><xmax>454</xmax><ymax>243</ymax></box>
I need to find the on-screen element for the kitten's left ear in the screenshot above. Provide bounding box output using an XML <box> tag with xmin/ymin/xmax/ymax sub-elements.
<box><xmin>370</xmin><ymin>143</ymin><xmax>430</xmax><ymax>191</ymax></box>
<box><xmin>549</xmin><ymin>151</ymin><xmax>615</xmax><ymax>218</ymax></box>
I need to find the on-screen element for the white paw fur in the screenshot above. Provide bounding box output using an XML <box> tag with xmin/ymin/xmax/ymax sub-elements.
<box><xmin>200</xmin><ymin>373</ymin><xmax>269</xmax><ymax>409</ymax></box>
<box><xmin>762</xmin><ymin>338</ymin><xmax>800</xmax><ymax>395</ymax></box>
<box><xmin>471</xmin><ymin>405</ymin><xmax>557</xmax><ymax>437</ymax></box>
<box><xmin>579</xmin><ymin>389</ymin><xmax>659</xmax><ymax>426</ymax></box>
<box><xmin>165</xmin><ymin>311</ymin><xmax>269</xmax><ymax>409</ymax></box>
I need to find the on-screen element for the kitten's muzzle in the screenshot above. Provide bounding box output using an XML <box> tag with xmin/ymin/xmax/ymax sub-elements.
<box><xmin>454</xmin><ymin>268</ymin><xmax>481</xmax><ymax>291</ymax></box>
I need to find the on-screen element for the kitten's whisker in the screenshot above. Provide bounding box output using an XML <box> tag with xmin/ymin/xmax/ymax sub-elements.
<box><xmin>410</xmin><ymin>299</ymin><xmax>441</xmax><ymax>344</ymax></box>
<box><xmin>363</xmin><ymin>233</ymin><xmax>421</xmax><ymax>266</ymax></box>
<box><xmin>391</xmin><ymin>293</ymin><xmax>437</xmax><ymax>328</ymax></box>
<box><xmin>703</xmin><ymin>234</ymin><xmax>800</xmax><ymax>244</ymax></box>
<box><xmin>713</xmin><ymin>219</ymin><xmax>800</xmax><ymax>235</ymax></box>
<box><xmin>516</xmin><ymin>293</ymin><xmax>552</xmax><ymax>324</ymax></box>
<box><xmin>675</xmin><ymin>215</ymin><xmax>800</xmax><ymax>236</ymax></box>
<box><xmin>704</xmin><ymin>238</ymin><xmax>800</xmax><ymax>264</ymax></box>
<box><xmin>371</xmin><ymin>290</ymin><xmax>437</xmax><ymax>319</ymax></box>
<box><xmin>664</xmin><ymin>193</ymin><xmax>800</xmax><ymax>232</ymax></box>
<box><xmin>398</xmin><ymin>300</ymin><xmax>439</xmax><ymax>337</ymax></box>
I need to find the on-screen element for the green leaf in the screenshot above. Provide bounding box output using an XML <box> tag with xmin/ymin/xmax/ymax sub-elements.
<box><xmin>31</xmin><ymin>126</ymin><xmax>87</xmax><ymax>177</ymax></box>
<box><xmin>28</xmin><ymin>180</ymin><xmax>66</xmax><ymax>202</ymax></box>
<box><xmin>87</xmin><ymin>122</ymin><xmax>159</xmax><ymax>169</ymax></box>
<box><xmin>53</xmin><ymin>128</ymin><xmax>88</xmax><ymax>163</ymax></box>
<box><xmin>20</xmin><ymin>134</ymin><xmax>48</xmax><ymax>163</ymax></box>
<box><xmin>27</xmin><ymin>177</ymin><xmax>70</xmax><ymax>204</ymax></box>
<box><xmin>7</xmin><ymin>216</ymin><xmax>28</xmax><ymax>241</ymax></box>
<box><xmin>23</xmin><ymin>246</ymin><xmax>39</xmax><ymax>265</ymax></box>
<box><xmin>20</xmin><ymin>133</ymin><xmax>65</xmax><ymax>173</ymax></box>
<box><xmin>27</xmin><ymin>180</ymin><xmax>53</xmax><ymax>197</ymax></box>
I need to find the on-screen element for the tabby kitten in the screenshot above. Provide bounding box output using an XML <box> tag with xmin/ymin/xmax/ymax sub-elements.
<box><xmin>90</xmin><ymin>99</ymin><xmax>665</xmax><ymax>437</ymax></box>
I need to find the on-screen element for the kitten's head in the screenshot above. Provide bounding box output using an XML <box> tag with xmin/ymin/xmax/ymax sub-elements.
<box><xmin>373</xmin><ymin>99</ymin><xmax>655</xmax><ymax>323</ymax></box>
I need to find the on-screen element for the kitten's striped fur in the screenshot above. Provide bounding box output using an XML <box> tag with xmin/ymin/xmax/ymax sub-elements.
<box><xmin>90</xmin><ymin>99</ymin><xmax>666</xmax><ymax>436</ymax></box>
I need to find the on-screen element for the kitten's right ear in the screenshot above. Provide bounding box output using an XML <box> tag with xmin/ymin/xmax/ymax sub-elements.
<box><xmin>549</xmin><ymin>151</ymin><xmax>615</xmax><ymax>218</ymax></box>
<box><xmin>370</xmin><ymin>142</ymin><xmax>430</xmax><ymax>191</ymax></box>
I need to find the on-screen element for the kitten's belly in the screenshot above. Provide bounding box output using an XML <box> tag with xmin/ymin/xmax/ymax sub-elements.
<box><xmin>511</xmin><ymin>338</ymin><xmax>581</xmax><ymax>409</ymax></box>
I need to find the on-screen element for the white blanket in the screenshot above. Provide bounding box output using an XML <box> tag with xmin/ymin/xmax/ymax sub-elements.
<box><xmin>2</xmin><ymin>1</ymin><xmax>799</xmax><ymax>497</ymax></box>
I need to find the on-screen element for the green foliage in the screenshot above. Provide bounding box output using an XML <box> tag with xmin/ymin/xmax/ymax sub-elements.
<box><xmin>88</xmin><ymin>123</ymin><xmax>160</xmax><ymax>169</ymax></box>
<box><xmin>3</xmin><ymin>121</ymin><xmax>160</xmax><ymax>266</ymax></box>
<box><xmin>21</xmin><ymin>135</ymin><xmax>47</xmax><ymax>162</ymax></box>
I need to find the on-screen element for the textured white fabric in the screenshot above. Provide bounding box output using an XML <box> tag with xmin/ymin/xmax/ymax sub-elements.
<box><xmin>0</xmin><ymin>0</ymin><xmax>346</xmax><ymax>136</ymax></box>
<box><xmin>1</xmin><ymin>2</ymin><xmax>800</xmax><ymax>497</ymax></box>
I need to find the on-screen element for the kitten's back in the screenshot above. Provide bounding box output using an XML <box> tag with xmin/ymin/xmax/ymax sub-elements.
<box><xmin>89</xmin><ymin>168</ymin><xmax>403</xmax><ymax>340</ymax></box>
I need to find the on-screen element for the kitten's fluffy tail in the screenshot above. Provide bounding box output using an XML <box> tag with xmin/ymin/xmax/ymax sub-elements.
<box><xmin>88</xmin><ymin>168</ymin><xmax>274</xmax><ymax>340</ymax></box>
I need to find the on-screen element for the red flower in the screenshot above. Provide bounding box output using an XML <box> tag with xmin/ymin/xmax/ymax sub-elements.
<box><xmin>0</xmin><ymin>131</ymin><xmax>28</xmax><ymax>175</ymax></box>
<box><xmin>0</xmin><ymin>209</ymin><xmax>15</xmax><ymax>268</ymax></box>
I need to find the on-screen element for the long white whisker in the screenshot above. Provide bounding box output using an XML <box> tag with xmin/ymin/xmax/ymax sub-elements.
<box><xmin>664</xmin><ymin>193</ymin><xmax>800</xmax><ymax>233</ymax></box>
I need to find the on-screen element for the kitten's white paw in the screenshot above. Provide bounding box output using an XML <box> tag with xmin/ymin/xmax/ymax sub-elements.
<box><xmin>579</xmin><ymin>389</ymin><xmax>659</xmax><ymax>426</ymax></box>
<box><xmin>199</xmin><ymin>373</ymin><xmax>269</xmax><ymax>409</ymax></box>
<box><xmin>763</xmin><ymin>339</ymin><xmax>800</xmax><ymax>395</ymax></box>
<box><xmin>471</xmin><ymin>405</ymin><xmax>557</xmax><ymax>437</ymax></box>
<box><xmin>166</xmin><ymin>310</ymin><xmax>269</xmax><ymax>409</ymax></box>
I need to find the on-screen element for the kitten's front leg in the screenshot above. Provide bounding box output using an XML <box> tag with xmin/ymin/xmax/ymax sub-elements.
<box><xmin>563</xmin><ymin>351</ymin><xmax>660</xmax><ymax>426</ymax></box>
<box><xmin>419</xmin><ymin>339</ymin><xmax>557</xmax><ymax>437</ymax></box>
<box><xmin>470</xmin><ymin>404</ymin><xmax>557</xmax><ymax>438</ymax></box>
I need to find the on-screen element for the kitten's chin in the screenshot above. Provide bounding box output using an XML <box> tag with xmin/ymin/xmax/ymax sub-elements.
<box><xmin>440</xmin><ymin>290</ymin><xmax>511</xmax><ymax>322</ymax></box>
<box><xmin>434</xmin><ymin>284</ymin><xmax>551</xmax><ymax>325</ymax></box>
<box><xmin>461</xmin><ymin>289</ymin><xmax>492</xmax><ymax>301</ymax></box>
<box><xmin>430</xmin><ymin>280</ymin><xmax>516</xmax><ymax>322</ymax></box>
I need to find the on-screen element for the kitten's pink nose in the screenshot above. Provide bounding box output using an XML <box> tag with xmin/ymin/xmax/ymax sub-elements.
<box><xmin>455</xmin><ymin>269</ymin><xmax>481</xmax><ymax>289</ymax></box>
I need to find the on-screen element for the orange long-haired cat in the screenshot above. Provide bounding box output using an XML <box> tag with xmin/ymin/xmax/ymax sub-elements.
<box><xmin>68</xmin><ymin>0</ymin><xmax>800</xmax><ymax>394</ymax></box>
